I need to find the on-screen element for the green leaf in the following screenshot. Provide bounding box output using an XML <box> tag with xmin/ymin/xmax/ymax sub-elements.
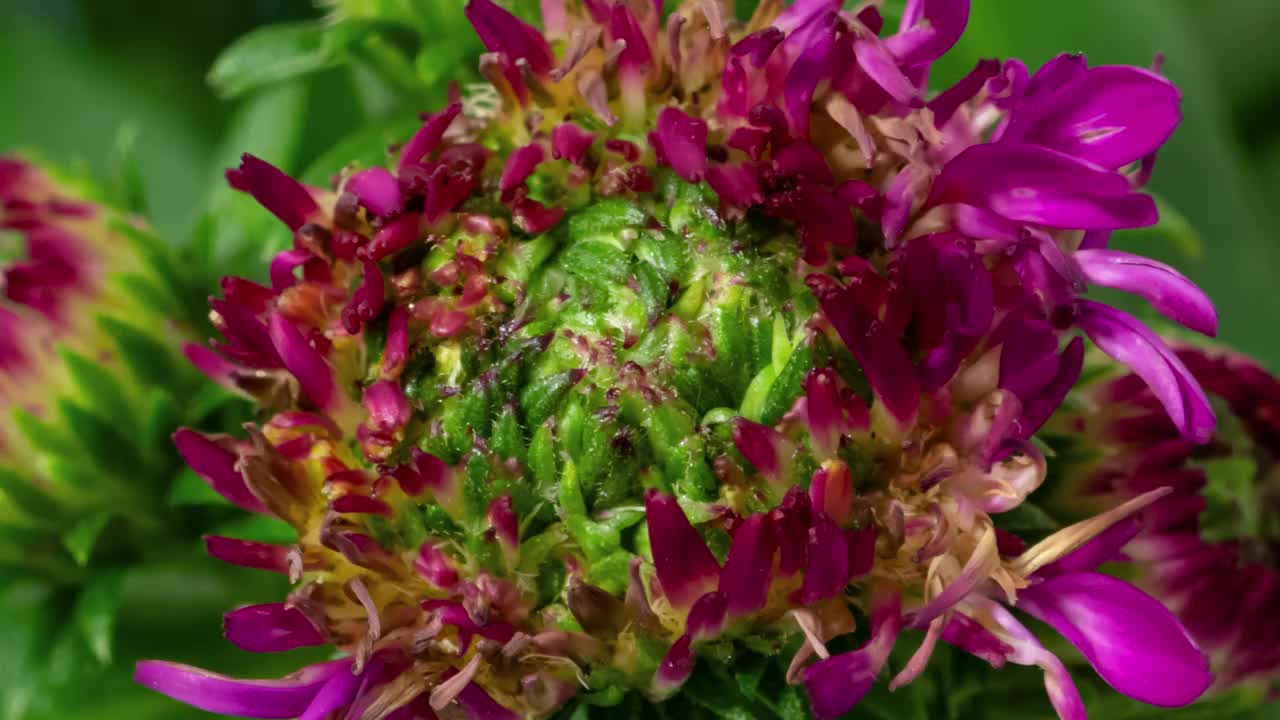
<box><xmin>57</xmin><ymin>399</ymin><xmax>145</xmax><ymax>479</ymax></box>
<box><xmin>10</xmin><ymin>406</ymin><xmax>79</xmax><ymax>458</ymax></box>
<box><xmin>0</xmin><ymin>582</ymin><xmax>57</xmax><ymax>720</ymax></box>
<box><xmin>63</xmin><ymin>513</ymin><xmax>112</xmax><ymax>567</ymax></box>
<box><xmin>166</xmin><ymin>468</ymin><xmax>232</xmax><ymax>507</ymax></box>
<box><xmin>760</xmin><ymin>343</ymin><xmax>812</xmax><ymax>426</ymax></box>
<box><xmin>993</xmin><ymin>501</ymin><xmax>1062</xmax><ymax>535</ymax></box>
<box><xmin>1114</xmin><ymin>193</ymin><xmax>1203</xmax><ymax>260</ymax></box>
<box><xmin>108</xmin><ymin>124</ymin><xmax>146</xmax><ymax>214</ymax></box>
<box><xmin>140</xmin><ymin>390</ymin><xmax>183</xmax><ymax>458</ymax></box>
<box><xmin>59</xmin><ymin>348</ymin><xmax>134</xmax><ymax>419</ymax></box>
<box><xmin>0</xmin><ymin>466</ymin><xmax>62</xmax><ymax>526</ymax></box>
<box><xmin>567</xmin><ymin>198</ymin><xmax>648</xmax><ymax>245</ymax></box>
<box><xmin>96</xmin><ymin>316</ymin><xmax>187</xmax><ymax>391</ymax></box>
<box><xmin>73</xmin><ymin>571</ymin><xmax>124</xmax><ymax>665</ymax></box>
<box><xmin>212</xmin><ymin>514</ymin><xmax>298</xmax><ymax>544</ymax></box>
<box><xmin>521</xmin><ymin>369</ymin><xmax>584</xmax><ymax>428</ymax></box>
<box><xmin>208</xmin><ymin>19</ymin><xmax>399</xmax><ymax>98</ymax></box>
<box><xmin>300</xmin><ymin>111</ymin><xmax>421</xmax><ymax>185</ymax></box>
<box><xmin>562</xmin><ymin>241</ymin><xmax>632</xmax><ymax>284</ymax></box>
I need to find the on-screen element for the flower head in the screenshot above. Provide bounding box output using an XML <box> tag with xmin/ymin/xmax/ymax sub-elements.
<box><xmin>0</xmin><ymin>154</ymin><xmax>246</xmax><ymax>679</ymax></box>
<box><xmin>139</xmin><ymin>1</ymin><xmax>1216</xmax><ymax>718</ymax></box>
<box><xmin>1054</xmin><ymin>344</ymin><xmax>1280</xmax><ymax>691</ymax></box>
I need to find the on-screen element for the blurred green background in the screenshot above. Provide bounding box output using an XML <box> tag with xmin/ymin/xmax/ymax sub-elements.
<box><xmin>2</xmin><ymin>0</ymin><xmax>1278</xmax><ymax>718</ymax></box>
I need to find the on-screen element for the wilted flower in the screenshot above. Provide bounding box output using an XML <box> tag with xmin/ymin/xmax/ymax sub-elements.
<box><xmin>1053</xmin><ymin>345</ymin><xmax>1280</xmax><ymax>692</ymax></box>
<box><xmin>137</xmin><ymin>1</ymin><xmax>1216</xmax><ymax>718</ymax></box>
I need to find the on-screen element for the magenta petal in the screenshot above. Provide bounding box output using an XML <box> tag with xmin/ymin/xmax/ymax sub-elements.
<box><xmin>226</xmin><ymin>154</ymin><xmax>319</xmax><ymax>232</ymax></box>
<box><xmin>453</xmin><ymin>679</ymin><xmax>520</xmax><ymax>720</ymax></box>
<box><xmin>645</xmin><ymin>490</ymin><xmax>721</xmax><ymax>610</ymax></box>
<box><xmin>929</xmin><ymin>143</ymin><xmax>1157</xmax><ymax>230</ymax></box>
<box><xmin>1075</xmin><ymin>249</ymin><xmax>1217</xmax><ymax>336</ymax></box>
<box><xmin>361</xmin><ymin>211</ymin><xmax>422</xmax><ymax>262</ymax></box>
<box><xmin>804</xmin><ymin>369</ymin><xmax>845</xmax><ymax>457</ymax></box>
<box><xmin>1015</xmin><ymin>336</ymin><xmax>1084</xmax><ymax>440</ymax></box>
<box><xmin>134</xmin><ymin>660</ymin><xmax>350</xmax><ymax>718</ymax></box>
<box><xmin>776</xmin><ymin>0</ymin><xmax>839</xmax><ymax>31</ymax></box>
<box><xmin>808</xmin><ymin>274</ymin><xmax>920</xmax><ymax>424</ymax></box>
<box><xmin>210</xmin><ymin>297</ymin><xmax>281</xmax><ymax>369</ymax></box>
<box><xmin>487</xmin><ymin>495</ymin><xmax>519</xmax><ymax>550</ymax></box>
<box><xmin>1077</xmin><ymin>301</ymin><xmax>1215</xmax><ymax>442</ymax></box>
<box><xmin>1026</xmin><ymin>53</ymin><xmax>1088</xmax><ymax>98</ymax></box>
<box><xmin>398</xmin><ymin>103</ymin><xmax>462</xmax><ymax>175</ymax></box>
<box><xmin>363</xmin><ymin>380</ymin><xmax>410</xmax><ymax>431</ymax></box>
<box><xmin>1017</xmin><ymin>572</ymin><xmax>1212</xmax><ymax>707</ymax></box>
<box><xmin>551</xmin><ymin>122</ymin><xmax>596</xmax><ymax>164</ymax></box>
<box><xmin>941</xmin><ymin>614</ymin><xmax>1012</xmax><ymax>667</ymax></box>
<box><xmin>204</xmin><ymin>536</ymin><xmax>289</xmax><ymax>574</ymax></box>
<box><xmin>654</xmin><ymin>634</ymin><xmax>695</xmax><ymax>696</ymax></box>
<box><xmin>1036</xmin><ymin>517</ymin><xmax>1141</xmax><ymax>579</ymax></box>
<box><xmin>800</xmin><ymin>514</ymin><xmax>850</xmax><ymax>603</ymax></box>
<box><xmin>783</xmin><ymin>22</ymin><xmax>835</xmax><ymax>140</ymax></box>
<box><xmin>224</xmin><ymin>603</ymin><xmax>326</xmax><ymax>653</ymax></box>
<box><xmin>686</xmin><ymin>591</ymin><xmax>729</xmax><ymax>640</ymax></box>
<box><xmin>802</xmin><ymin>651</ymin><xmax>877</xmax><ymax>720</ymax></box>
<box><xmin>886</xmin><ymin>0</ymin><xmax>971</xmax><ymax>67</ymax></box>
<box><xmin>1004</xmin><ymin>66</ymin><xmax>1181</xmax><ymax>169</ymax></box>
<box><xmin>854</xmin><ymin>37</ymin><xmax>921</xmax><ymax>106</ymax></box>
<box><xmin>299</xmin><ymin>668</ymin><xmax>361</xmax><ymax>720</ymax></box>
<box><xmin>269</xmin><ymin>248</ymin><xmax>310</xmax><ymax>291</ymax></box>
<box><xmin>268</xmin><ymin>313</ymin><xmax>337</xmax><ymax>411</ymax></box>
<box><xmin>341</xmin><ymin>260</ymin><xmax>386</xmax><ymax>334</ymax></box>
<box><xmin>654</xmin><ymin>107</ymin><xmax>708</xmax><ymax>183</ymax></box>
<box><xmin>173</xmin><ymin>429</ymin><xmax>267</xmax><ymax>514</ymax></box>
<box><xmin>383</xmin><ymin>305</ymin><xmax>409</xmax><ymax>376</ymax></box>
<box><xmin>846</xmin><ymin>526</ymin><xmax>877</xmax><ymax>578</ymax></box>
<box><xmin>331</xmin><ymin>495</ymin><xmax>393</xmax><ymax>516</ymax></box>
<box><xmin>465</xmin><ymin>0</ymin><xmax>554</xmax><ymax>74</ymax></box>
<box><xmin>731</xmin><ymin>418</ymin><xmax>792</xmax><ymax>482</ymax></box>
<box><xmin>415</xmin><ymin>541</ymin><xmax>460</xmax><ymax>588</ymax></box>
<box><xmin>499</xmin><ymin>143</ymin><xmax>546</xmax><ymax>193</ymax></box>
<box><xmin>183</xmin><ymin>343</ymin><xmax>241</xmax><ymax>387</ymax></box>
<box><xmin>929</xmin><ymin>58</ymin><xmax>1001</xmax><ymax>127</ymax></box>
<box><xmin>718</xmin><ymin>514</ymin><xmax>777</xmax><ymax>616</ymax></box>
<box><xmin>345</xmin><ymin>167</ymin><xmax>403</xmax><ymax>218</ymax></box>
<box><xmin>705</xmin><ymin>163</ymin><xmax>763</xmax><ymax>208</ymax></box>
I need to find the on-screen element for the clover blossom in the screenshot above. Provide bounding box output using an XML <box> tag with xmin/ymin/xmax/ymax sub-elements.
<box><xmin>137</xmin><ymin>1</ymin><xmax>1217</xmax><ymax>718</ymax></box>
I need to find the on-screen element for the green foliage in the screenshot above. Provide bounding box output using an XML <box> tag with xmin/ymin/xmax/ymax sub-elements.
<box><xmin>208</xmin><ymin>19</ymin><xmax>403</xmax><ymax>99</ymax></box>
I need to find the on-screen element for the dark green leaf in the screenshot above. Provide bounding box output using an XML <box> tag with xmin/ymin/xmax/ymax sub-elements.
<box><xmin>760</xmin><ymin>344</ymin><xmax>812</xmax><ymax>426</ymax></box>
<box><xmin>300</xmin><ymin>111</ymin><xmax>421</xmax><ymax>185</ymax></box>
<box><xmin>59</xmin><ymin>348</ymin><xmax>134</xmax><ymax>419</ymax></box>
<box><xmin>63</xmin><ymin>513</ymin><xmax>112</xmax><ymax>568</ymax></box>
<box><xmin>208</xmin><ymin>21</ymin><xmax>380</xmax><ymax>99</ymax></box>
<box><xmin>211</xmin><ymin>514</ymin><xmax>298</xmax><ymax>544</ymax></box>
<box><xmin>97</xmin><ymin>316</ymin><xmax>189</xmax><ymax>392</ymax></box>
<box><xmin>58</xmin><ymin>400</ymin><xmax>145</xmax><ymax>479</ymax></box>
<box><xmin>108</xmin><ymin>124</ymin><xmax>146</xmax><ymax>214</ymax></box>
<box><xmin>74</xmin><ymin>570</ymin><xmax>124</xmax><ymax>664</ymax></box>
<box><xmin>140</xmin><ymin>390</ymin><xmax>183</xmax><ymax>458</ymax></box>
<box><xmin>0</xmin><ymin>465</ymin><xmax>63</xmax><ymax>526</ymax></box>
<box><xmin>993</xmin><ymin>501</ymin><xmax>1062</xmax><ymax>535</ymax></box>
<box><xmin>166</xmin><ymin>468</ymin><xmax>232</xmax><ymax>507</ymax></box>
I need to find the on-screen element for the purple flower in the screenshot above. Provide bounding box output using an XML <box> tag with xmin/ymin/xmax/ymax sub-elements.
<box><xmin>134</xmin><ymin>659</ymin><xmax>355</xmax><ymax>718</ymax></box>
<box><xmin>1077</xmin><ymin>301</ymin><xmax>1215</xmax><ymax>443</ymax></box>
<box><xmin>133</xmin><ymin>2</ymin><xmax>1228</xmax><ymax>718</ymax></box>
<box><xmin>1057</xmin><ymin>346</ymin><xmax>1280</xmax><ymax>687</ymax></box>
